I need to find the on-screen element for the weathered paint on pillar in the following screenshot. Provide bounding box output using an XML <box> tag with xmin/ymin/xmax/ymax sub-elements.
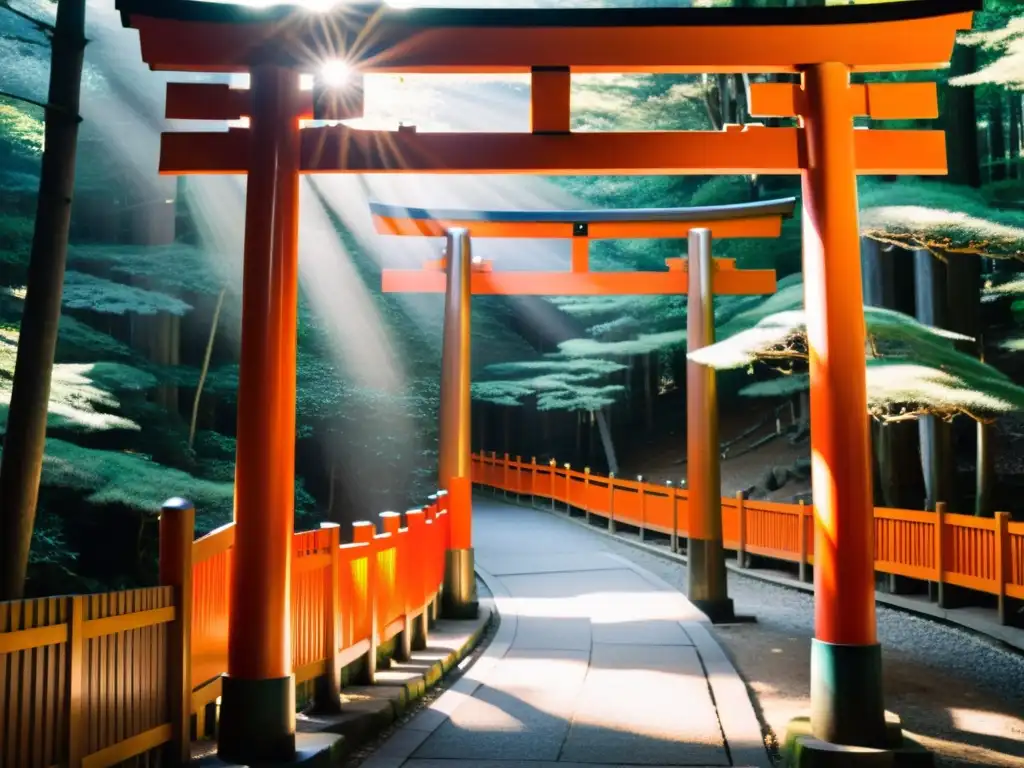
<box><xmin>439</xmin><ymin>229</ymin><xmax>478</xmax><ymax>619</ymax></box>
<box><xmin>218</xmin><ymin>65</ymin><xmax>301</xmax><ymax>764</ymax></box>
<box><xmin>685</xmin><ymin>228</ymin><xmax>734</xmax><ymax>624</ymax></box>
<box><xmin>801</xmin><ymin>61</ymin><xmax>885</xmax><ymax>749</ymax></box>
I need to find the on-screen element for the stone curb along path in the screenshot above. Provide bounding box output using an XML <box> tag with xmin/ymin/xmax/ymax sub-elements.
<box><xmin>194</xmin><ymin>607</ymin><xmax>494</xmax><ymax>767</ymax></box>
<box><xmin>303</xmin><ymin>607</ymin><xmax>495</xmax><ymax>761</ymax></box>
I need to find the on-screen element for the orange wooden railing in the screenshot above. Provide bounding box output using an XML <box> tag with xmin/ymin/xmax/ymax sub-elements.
<box><xmin>472</xmin><ymin>452</ymin><xmax>1024</xmax><ymax>624</ymax></box>
<box><xmin>0</xmin><ymin>493</ymin><xmax>450</xmax><ymax>767</ymax></box>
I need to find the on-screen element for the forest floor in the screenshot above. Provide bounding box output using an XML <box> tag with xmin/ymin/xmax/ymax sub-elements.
<box><xmin>619</xmin><ymin>399</ymin><xmax>812</xmax><ymax>502</ymax></box>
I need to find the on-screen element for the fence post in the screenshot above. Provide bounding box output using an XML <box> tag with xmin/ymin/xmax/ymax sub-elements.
<box><xmin>313</xmin><ymin>523</ymin><xmax>343</xmax><ymax>712</ymax></box>
<box><xmin>491</xmin><ymin>451</ymin><xmax>498</xmax><ymax>495</ymax></box>
<box><xmin>995</xmin><ymin>511</ymin><xmax>1010</xmax><ymax>625</ymax></box>
<box><xmin>549</xmin><ymin>459</ymin><xmax>557</xmax><ymax>512</ymax></box>
<box><xmin>737</xmin><ymin>491</ymin><xmax>747</xmax><ymax>569</ymax></box>
<box><xmin>798</xmin><ymin>500</ymin><xmax>809</xmax><ymax>583</ymax></box>
<box><xmin>406</xmin><ymin>509</ymin><xmax>430</xmax><ymax>649</ymax></box>
<box><xmin>668</xmin><ymin>481</ymin><xmax>678</xmax><ymax>553</ymax></box>
<box><xmin>608</xmin><ymin>473</ymin><xmax>617</xmax><ymax>533</ymax></box>
<box><xmin>380</xmin><ymin>512</ymin><xmax>411</xmax><ymax>662</ymax></box>
<box><xmin>66</xmin><ymin>594</ymin><xmax>85</xmax><ymax>767</ymax></box>
<box><xmin>530</xmin><ymin>457</ymin><xmax>537</xmax><ymax>507</ymax></box>
<box><xmin>636</xmin><ymin>476</ymin><xmax>646</xmax><ymax>540</ymax></box>
<box><xmin>503</xmin><ymin>453</ymin><xmax>510</xmax><ymax>499</ymax></box>
<box><xmin>935</xmin><ymin>502</ymin><xmax>947</xmax><ymax>607</ymax></box>
<box><xmin>353</xmin><ymin>521</ymin><xmax>378</xmax><ymax>684</ymax></box>
<box><xmin>515</xmin><ymin>456</ymin><xmax>522</xmax><ymax>501</ymax></box>
<box><xmin>584</xmin><ymin>468</ymin><xmax>592</xmax><ymax>524</ymax></box>
<box><xmin>159</xmin><ymin>498</ymin><xmax>194</xmax><ymax>762</ymax></box>
<box><xmin>563</xmin><ymin>463</ymin><xmax>572</xmax><ymax>513</ymax></box>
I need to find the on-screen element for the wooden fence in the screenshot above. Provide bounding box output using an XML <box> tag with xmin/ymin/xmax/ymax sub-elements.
<box><xmin>0</xmin><ymin>494</ymin><xmax>449</xmax><ymax>767</ymax></box>
<box><xmin>472</xmin><ymin>452</ymin><xmax>1024</xmax><ymax>624</ymax></box>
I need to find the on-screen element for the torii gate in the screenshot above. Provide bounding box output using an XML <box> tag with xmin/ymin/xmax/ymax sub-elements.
<box><xmin>371</xmin><ymin>199</ymin><xmax>795</xmax><ymax>625</ymax></box>
<box><xmin>115</xmin><ymin>0</ymin><xmax>978</xmax><ymax>764</ymax></box>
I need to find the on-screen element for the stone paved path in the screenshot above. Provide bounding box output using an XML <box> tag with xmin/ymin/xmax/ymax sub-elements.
<box><xmin>360</xmin><ymin>497</ymin><xmax>770</xmax><ymax>768</ymax></box>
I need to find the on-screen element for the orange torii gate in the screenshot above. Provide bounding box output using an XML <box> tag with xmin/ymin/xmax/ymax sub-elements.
<box><xmin>372</xmin><ymin>200</ymin><xmax>793</xmax><ymax>626</ymax></box>
<box><xmin>114</xmin><ymin>0</ymin><xmax>979</xmax><ymax>764</ymax></box>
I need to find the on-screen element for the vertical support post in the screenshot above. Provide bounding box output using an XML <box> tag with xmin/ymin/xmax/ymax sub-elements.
<box><xmin>530</xmin><ymin>66</ymin><xmax>570</xmax><ymax>134</ymax></box>
<box><xmin>799</xmin><ymin>500</ymin><xmax>809</xmax><ymax>584</ymax></box>
<box><xmin>515</xmin><ymin>455</ymin><xmax>522</xmax><ymax>501</ymax></box>
<box><xmin>503</xmin><ymin>453</ymin><xmax>510</xmax><ymax>500</ymax></box>
<box><xmin>550</xmin><ymin>459</ymin><xmax>557</xmax><ymax>512</ymax></box>
<box><xmin>737</xmin><ymin>491</ymin><xmax>747</xmax><ymax>569</ymax></box>
<box><xmin>381</xmin><ymin>512</ymin><xmax>412</xmax><ymax>662</ymax></box>
<box><xmin>406</xmin><ymin>509</ymin><xmax>430</xmax><ymax>649</ymax></box>
<box><xmin>66</xmin><ymin>595</ymin><xmax>85</xmax><ymax>767</ymax></box>
<box><xmin>669</xmin><ymin>481</ymin><xmax>678</xmax><ymax>553</ymax></box>
<box><xmin>584</xmin><ymin>467</ymin><xmax>591</xmax><ymax>524</ymax></box>
<box><xmin>935</xmin><ymin>502</ymin><xmax>947</xmax><ymax>607</ymax></box>
<box><xmin>800</xmin><ymin>61</ymin><xmax>886</xmax><ymax>749</ymax></box>
<box><xmin>353</xmin><ymin>521</ymin><xmax>378</xmax><ymax>684</ymax></box>
<box><xmin>159</xmin><ymin>498</ymin><xmax>195</xmax><ymax>761</ymax></box>
<box><xmin>314</xmin><ymin>523</ymin><xmax>343</xmax><ymax>713</ymax></box>
<box><xmin>686</xmin><ymin>228</ymin><xmax>734</xmax><ymax>624</ymax></box>
<box><xmin>218</xmin><ymin>65</ymin><xmax>301</xmax><ymax>764</ymax></box>
<box><xmin>994</xmin><ymin>511</ymin><xmax>1009</xmax><ymax>625</ymax></box>
<box><xmin>439</xmin><ymin>229</ymin><xmax>478</xmax><ymax>619</ymax></box>
<box><xmin>564</xmin><ymin>463</ymin><xmax>572</xmax><ymax>513</ymax></box>
<box><xmin>637</xmin><ymin>476</ymin><xmax>646</xmax><ymax>541</ymax></box>
<box><xmin>608</xmin><ymin>473</ymin><xmax>616</xmax><ymax>533</ymax></box>
<box><xmin>571</xmin><ymin>235</ymin><xmax>589</xmax><ymax>272</ymax></box>
<box><xmin>531</xmin><ymin>457</ymin><xmax>537</xmax><ymax>507</ymax></box>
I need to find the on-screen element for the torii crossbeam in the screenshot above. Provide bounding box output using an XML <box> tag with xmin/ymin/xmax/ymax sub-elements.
<box><xmin>375</xmin><ymin>199</ymin><xmax>796</xmax><ymax>625</ymax></box>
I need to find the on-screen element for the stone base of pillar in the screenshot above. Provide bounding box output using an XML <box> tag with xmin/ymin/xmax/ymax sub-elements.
<box><xmin>218</xmin><ymin>674</ymin><xmax>296</xmax><ymax>763</ymax></box>
<box><xmin>784</xmin><ymin>713</ymin><xmax>933</xmax><ymax>768</ymax></box>
<box><xmin>442</xmin><ymin>548</ymin><xmax>479</xmax><ymax>619</ymax></box>
<box><xmin>810</xmin><ymin>640</ymin><xmax>887</xmax><ymax>748</ymax></box>
<box><xmin>690</xmin><ymin>597</ymin><xmax>739</xmax><ymax>624</ymax></box>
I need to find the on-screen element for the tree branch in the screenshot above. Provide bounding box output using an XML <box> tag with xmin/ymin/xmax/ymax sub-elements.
<box><xmin>0</xmin><ymin>2</ymin><xmax>55</xmax><ymax>35</ymax></box>
<box><xmin>0</xmin><ymin>89</ymin><xmax>83</xmax><ymax>122</ymax></box>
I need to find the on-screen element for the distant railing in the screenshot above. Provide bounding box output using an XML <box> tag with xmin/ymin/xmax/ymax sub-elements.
<box><xmin>0</xmin><ymin>494</ymin><xmax>450</xmax><ymax>767</ymax></box>
<box><xmin>472</xmin><ymin>452</ymin><xmax>1024</xmax><ymax>624</ymax></box>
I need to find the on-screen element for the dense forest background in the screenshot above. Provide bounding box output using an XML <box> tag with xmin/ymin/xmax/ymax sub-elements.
<box><xmin>3</xmin><ymin>0</ymin><xmax>1024</xmax><ymax>597</ymax></box>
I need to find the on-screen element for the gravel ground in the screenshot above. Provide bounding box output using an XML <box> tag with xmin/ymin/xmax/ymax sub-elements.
<box><xmin>595</xmin><ymin>525</ymin><xmax>1024</xmax><ymax>767</ymax></box>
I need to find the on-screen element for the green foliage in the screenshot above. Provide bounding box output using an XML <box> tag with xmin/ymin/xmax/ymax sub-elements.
<box><xmin>859</xmin><ymin>179</ymin><xmax>1024</xmax><ymax>258</ymax></box>
<box><xmin>35</xmin><ymin>438</ymin><xmax>235</xmax><ymax>527</ymax></box>
<box><xmin>0</xmin><ymin>101</ymin><xmax>43</xmax><ymax>155</ymax></box>
<box><xmin>0</xmin><ymin>326</ymin><xmax>152</xmax><ymax>433</ymax></box>
<box><xmin>68</xmin><ymin>243</ymin><xmax>234</xmax><ymax>296</ymax></box>
<box><xmin>694</xmin><ymin>301</ymin><xmax>1024</xmax><ymax>422</ymax></box>
<box><xmin>61</xmin><ymin>272</ymin><xmax>193</xmax><ymax>316</ymax></box>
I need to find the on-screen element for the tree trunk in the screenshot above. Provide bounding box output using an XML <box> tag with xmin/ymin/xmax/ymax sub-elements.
<box><xmin>595</xmin><ymin>408</ymin><xmax>618</xmax><ymax>476</ymax></box>
<box><xmin>1009</xmin><ymin>93</ymin><xmax>1022</xmax><ymax>180</ymax></box>
<box><xmin>189</xmin><ymin>287</ymin><xmax>226</xmax><ymax>449</ymax></box>
<box><xmin>946</xmin><ymin>251</ymin><xmax>988</xmax><ymax>515</ymax></box>
<box><xmin>944</xmin><ymin>44</ymin><xmax>981</xmax><ymax>188</ymax></box>
<box><xmin>914</xmin><ymin>249</ymin><xmax>954</xmax><ymax>512</ymax></box>
<box><xmin>862</xmin><ymin>238</ymin><xmax>925</xmax><ymax>509</ymax></box>
<box><xmin>643</xmin><ymin>352</ymin><xmax>654</xmax><ymax>432</ymax></box>
<box><xmin>990</xmin><ymin>99</ymin><xmax>1008</xmax><ymax>183</ymax></box>
<box><xmin>0</xmin><ymin>0</ymin><xmax>87</xmax><ymax>600</ymax></box>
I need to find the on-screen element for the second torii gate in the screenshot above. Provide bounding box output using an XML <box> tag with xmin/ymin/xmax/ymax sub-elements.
<box><xmin>373</xmin><ymin>199</ymin><xmax>794</xmax><ymax>623</ymax></box>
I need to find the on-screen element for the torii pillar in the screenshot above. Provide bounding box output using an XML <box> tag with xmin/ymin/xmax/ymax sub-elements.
<box><xmin>437</xmin><ymin>229</ymin><xmax>479</xmax><ymax>619</ymax></box>
<box><xmin>220</xmin><ymin>66</ymin><xmax>302</xmax><ymax>763</ymax></box>
<box><xmin>685</xmin><ymin>228</ymin><xmax>735</xmax><ymax>624</ymax></box>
